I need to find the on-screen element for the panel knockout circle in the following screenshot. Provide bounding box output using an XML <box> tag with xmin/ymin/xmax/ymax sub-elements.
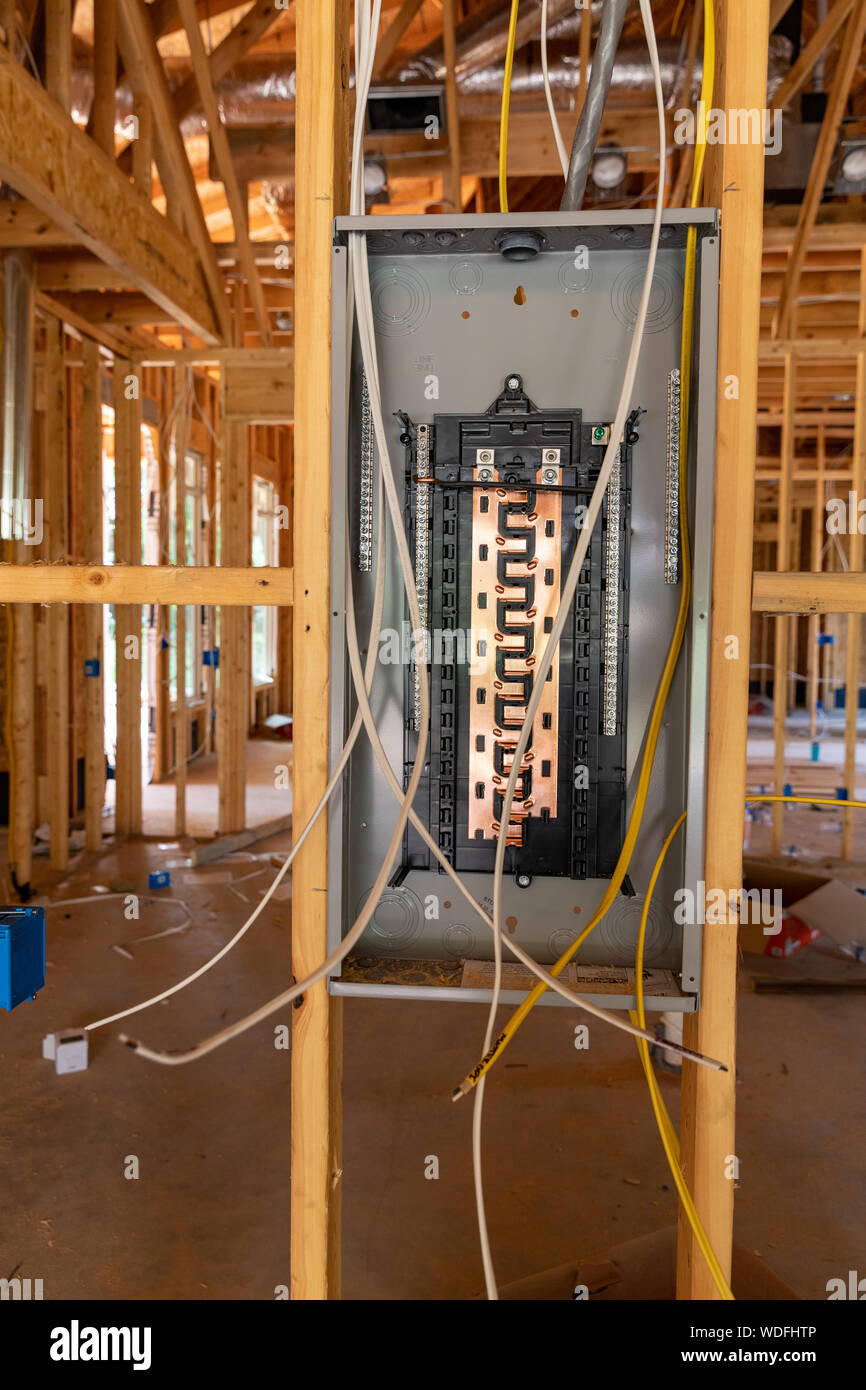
<box><xmin>610</xmin><ymin>258</ymin><xmax>683</xmax><ymax>334</ymax></box>
<box><xmin>358</xmin><ymin>886</ymin><xmax>424</xmax><ymax>951</ymax></box>
<box><xmin>443</xmin><ymin>923</ymin><xmax>477</xmax><ymax>958</ymax></box>
<box><xmin>370</xmin><ymin>263</ymin><xmax>431</xmax><ymax>337</ymax></box>
<box><xmin>599</xmin><ymin>895</ymin><xmax>674</xmax><ymax>965</ymax></box>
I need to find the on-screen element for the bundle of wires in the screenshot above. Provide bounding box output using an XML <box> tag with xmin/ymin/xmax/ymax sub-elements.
<box><xmin>101</xmin><ymin>0</ymin><xmax>735</xmax><ymax>1304</ymax></box>
<box><xmin>458</xmin><ymin>0</ymin><xmax>717</xmax><ymax>1100</ymax></box>
<box><xmin>107</xmin><ymin>2</ymin><xmax>720</xmax><ymax>1077</ymax></box>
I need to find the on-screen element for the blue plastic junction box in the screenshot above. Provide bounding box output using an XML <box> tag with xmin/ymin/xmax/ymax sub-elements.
<box><xmin>0</xmin><ymin>907</ymin><xmax>46</xmax><ymax>1011</ymax></box>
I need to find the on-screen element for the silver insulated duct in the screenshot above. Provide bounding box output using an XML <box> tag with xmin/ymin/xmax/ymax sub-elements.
<box><xmin>1</xmin><ymin>251</ymin><xmax>36</xmax><ymax>544</ymax></box>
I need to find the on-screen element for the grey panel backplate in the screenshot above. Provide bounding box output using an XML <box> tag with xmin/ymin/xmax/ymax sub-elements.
<box><xmin>326</xmin><ymin>211</ymin><xmax>719</xmax><ymax>1012</ymax></box>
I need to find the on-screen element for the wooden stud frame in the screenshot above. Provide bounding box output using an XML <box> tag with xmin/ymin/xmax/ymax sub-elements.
<box><xmin>2</xmin><ymin>0</ymin><xmax>866</xmax><ymax>1308</ymax></box>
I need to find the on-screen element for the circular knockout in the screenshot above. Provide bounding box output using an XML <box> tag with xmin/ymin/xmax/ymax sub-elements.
<box><xmin>449</xmin><ymin>259</ymin><xmax>484</xmax><ymax>296</ymax></box>
<box><xmin>358</xmin><ymin>886</ymin><xmax>424</xmax><ymax>952</ymax></box>
<box><xmin>443</xmin><ymin>923</ymin><xmax>476</xmax><ymax>958</ymax></box>
<box><xmin>370</xmin><ymin>263</ymin><xmax>432</xmax><ymax>337</ymax></box>
<box><xmin>599</xmin><ymin>894</ymin><xmax>674</xmax><ymax>965</ymax></box>
<box><xmin>610</xmin><ymin>258</ymin><xmax>683</xmax><ymax>335</ymax></box>
<box><xmin>558</xmin><ymin>258</ymin><xmax>593</xmax><ymax>294</ymax></box>
<box><xmin>549</xmin><ymin>927</ymin><xmax>578</xmax><ymax>957</ymax></box>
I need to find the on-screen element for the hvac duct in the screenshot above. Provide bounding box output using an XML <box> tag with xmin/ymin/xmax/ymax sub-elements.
<box><xmin>1</xmin><ymin>251</ymin><xmax>35</xmax><ymax>543</ymax></box>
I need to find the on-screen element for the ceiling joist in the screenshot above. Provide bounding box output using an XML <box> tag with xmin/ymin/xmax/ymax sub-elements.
<box><xmin>0</xmin><ymin>46</ymin><xmax>220</xmax><ymax>341</ymax></box>
<box><xmin>175</xmin><ymin>0</ymin><xmax>272</xmax><ymax>343</ymax></box>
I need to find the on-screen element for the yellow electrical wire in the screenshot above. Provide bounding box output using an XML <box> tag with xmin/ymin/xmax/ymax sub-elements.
<box><xmin>498</xmin><ymin>0</ymin><xmax>520</xmax><ymax>213</ymax></box>
<box><xmin>455</xmin><ymin>0</ymin><xmax>716</xmax><ymax>1099</ymax></box>
<box><xmin>632</xmin><ymin>783</ymin><xmax>866</xmax><ymax>1299</ymax></box>
<box><xmin>747</xmin><ymin>794</ymin><xmax>866</xmax><ymax>810</ymax></box>
<box><xmin>629</xmin><ymin>810</ymin><xmax>735</xmax><ymax>1300</ymax></box>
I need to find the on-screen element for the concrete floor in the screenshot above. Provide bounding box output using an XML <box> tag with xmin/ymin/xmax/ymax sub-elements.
<box><xmin>1</xmin><ymin>817</ymin><xmax>864</xmax><ymax>1301</ymax></box>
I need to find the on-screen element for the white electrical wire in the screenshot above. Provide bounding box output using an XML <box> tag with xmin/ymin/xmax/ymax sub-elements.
<box><xmin>108</xmin><ymin>1</ymin><xmax>412</xmax><ymax>1047</ymax></box>
<box><xmin>84</xmin><ymin>466</ymin><xmax>388</xmax><ymax>1036</ymax></box>
<box><xmin>472</xmin><ymin>0</ymin><xmax>669</xmax><ymax>1299</ymax></box>
<box><xmin>118</xmin><ymin>1</ymin><xmax>731</xmax><ymax>1140</ymax></box>
<box><xmin>121</xmin><ymin>292</ymin><xmax>724</xmax><ymax>1072</ymax></box>
<box><xmin>81</xmin><ymin>4</ymin><xmax>392</xmax><ymax>1037</ymax></box>
<box><xmin>116</xmin><ymin>0</ymin><xmax>728</xmax><ymax>1102</ymax></box>
<box><xmin>117</xmin><ymin>11</ymin><xmax>723</xmax><ymax>1236</ymax></box>
<box><xmin>542</xmin><ymin>0</ymin><xmax>570</xmax><ymax>178</ymax></box>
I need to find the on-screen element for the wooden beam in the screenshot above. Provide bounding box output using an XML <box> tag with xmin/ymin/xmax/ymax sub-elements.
<box><xmin>223</xmin><ymin>109</ymin><xmax>665</xmax><ymax>184</ymax></box>
<box><xmin>35</xmin><ymin>291</ymin><xmax>132</xmax><ymax>356</ymax></box>
<box><xmin>0</xmin><ymin>203</ymin><xmax>71</xmax><ymax>249</ymax></box>
<box><xmin>153</xmin><ymin>369</ymin><xmax>171</xmax><ymax>782</ymax></box>
<box><xmin>216</xmin><ymin>408</ymin><xmax>249</xmax><ymax>834</ymax></box>
<box><xmin>92</xmin><ymin>0</ymin><xmax>117</xmax><ymax>156</ymax></box>
<box><xmin>770</xmin><ymin>0</ymin><xmax>854</xmax><ymax>113</ymax></box>
<box><xmin>291</xmin><ymin>0</ymin><xmax>348</xmax><ymax>1304</ymax></box>
<box><xmin>176</xmin><ymin>0</ymin><xmax>271</xmax><ymax>344</ymax></box>
<box><xmin>113</xmin><ymin>358</ymin><xmax>142</xmax><ymax>837</ymax></box>
<box><xmin>677</xmin><ymin>0</ymin><xmax>769</xmax><ymax>1302</ymax></box>
<box><xmin>0</xmin><ymin>0</ymin><xmax>13</xmax><ymax>46</ymax></box>
<box><xmin>0</xmin><ymin>564</ymin><xmax>292</xmax><ymax>604</ymax></box>
<box><xmin>0</xmin><ymin>50</ymin><xmax>220</xmax><ymax>340</ymax></box>
<box><xmin>759</xmin><ymin>336</ymin><xmax>866</xmax><ymax>358</ymax></box>
<box><xmin>763</xmin><ymin>219</ymin><xmax>866</xmax><ymax>251</ymax></box>
<box><xmin>773</xmin><ymin>1</ymin><xmax>866</xmax><ymax>338</ymax></box>
<box><xmin>131</xmin><ymin>90</ymin><xmax>154</xmax><ymax>196</ymax></box>
<box><xmin>753</xmin><ymin>571</ymin><xmax>866</xmax><ymax>613</ymax></box>
<box><xmin>115</xmin><ymin>0</ymin><xmax>230</xmax><ymax>342</ymax></box>
<box><xmin>171</xmin><ymin>0</ymin><xmax>283</xmax><ymax>128</ymax></box>
<box><xmin>278</xmin><ymin>425</ymin><xmax>293</xmax><ymax>714</ymax></box>
<box><xmin>397</xmin><ymin>108</ymin><xmax>667</xmax><ymax>180</ymax></box>
<box><xmin>772</xmin><ymin>355</ymin><xmax>795</xmax><ymax>853</ymax></box>
<box><xmin>441</xmin><ymin>0</ymin><xmax>462</xmax><ymax>213</ymax></box>
<box><xmin>81</xmin><ymin>338</ymin><xmax>105</xmax><ymax>850</ymax></box>
<box><xmin>44</xmin><ymin>291</ymin><xmax>177</xmax><ymax>325</ymax></box>
<box><xmin>222</xmin><ymin>361</ymin><xmax>293</xmax><ymax>421</ymax></box>
<box><xmin>205</xmin><ymin>376</ymin><xmax>218</xmax><ymax>752</ymax></box>
<box><xmin>808</xmin><ymin>427</ymin><xmax>826</xmax><ymax>739</ymax></box>
<box><xmin>131</xmin><ymin>346</ymin><xmax>291</xmax><ymax>367</ymax></box>
<box><xmin>843</xmin><ymin>250</ymin><xmax>866</xmax><ymax>856</ymax></box>
<box><xmin>43</xmin><ymin>316</ymin><xmax>70</xmax><ymax>870</ymax></box>
<box><xmin>173</xmin><ymin>364</ymin><xmax>188</xmax><ymax>837</ymax></box>
<box><xmin>45</xmin><ymin>0</ymin><xmax>71</xmax><ymax>110</ymax></box>
<box><xmin>9</xmin><ymin>598</ymin><xmax>35</xmax><ymax>887</ymax></box>
<box><xmin>769</xmin><ymin>0</ymin><xmax>797</xmax><ymax>25</ymax></box>
<box><xmin>37</xmin><ymin>256</ymin><xmax>133</xmax><ymax>293</ymax></box>
<box><xmin>373</xmin><ymin>0</ymin><xmax>426</xmax><ymax>79</ymax></box>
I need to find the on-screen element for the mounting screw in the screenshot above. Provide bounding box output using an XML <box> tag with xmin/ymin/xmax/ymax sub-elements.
<box><xmin>515</xmin><ymin>872</ymin><xmax>532</xmax><ymax>890</ymax></box>
<box><xmin>478</xmin><ymin>467</ymin><xmax>493</xmax><ymax>482</ymax></box>
<box><xmin>507</xmin><ymin>376</ymin><xmax>520</xmax><ymax>390</ymax></box>
<box><xmin>542</xmin><ymin>467</ymin><xmax>557</xmax><ymax>484</ymax></box>
<box><xmin>478</xmin><ymin>449</ymin><xmax>493</xmax><ymax>463</ymax></box>
<box><xmin>543</xmin><ymin>449</ymin><xmax>559</xmax><ymax>464</ymax></box>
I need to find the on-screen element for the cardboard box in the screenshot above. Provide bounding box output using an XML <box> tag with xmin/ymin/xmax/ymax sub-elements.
<box><xmin>741</xmin><ymin>858</ymin><xmax>866</xmax><ymax>959</ymax></box>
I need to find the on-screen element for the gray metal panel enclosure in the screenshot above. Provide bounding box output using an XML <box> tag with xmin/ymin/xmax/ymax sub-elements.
<box><xmin>327</xmin><ymin>211</ymin><xmax>719</xmax><ymax>1012</ymax></box>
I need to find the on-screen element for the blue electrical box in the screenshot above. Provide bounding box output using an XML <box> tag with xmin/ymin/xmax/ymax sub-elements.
<box><xmin>0</xmin><ymin>907</ymin><xmax>46</xmax><ymax>1011</ymax></box>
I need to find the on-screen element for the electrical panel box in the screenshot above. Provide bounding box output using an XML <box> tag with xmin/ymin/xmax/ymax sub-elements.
<box><xmin>0</xmin><ymin>906</ymin><xmax>46</xmax><ymax>1011</ymax></box>
<box><xmin>328</xmin><ymin>211</ymin><xmax>719</xmax><ymax>1013</ymax></box>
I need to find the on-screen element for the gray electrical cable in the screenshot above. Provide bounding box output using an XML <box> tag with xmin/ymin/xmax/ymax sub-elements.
<box><xmin>560</xmin><ymin>0</ymin><xmax>629</xmax><ymax>211</ymax></box>
<box><xmin>118</xmin><ymin>0</ymin><xmax>723</xmax><ymax>1100</ymax></box>
<box><xmin>80</xmin><ymin>0</ymin><xmax>389</xmax><ymax>1040</ymax></box>
<box><xmin>84</xmin><ymin>471</ymin><xmax>387</xmax><ymax>1036</ymax></box>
